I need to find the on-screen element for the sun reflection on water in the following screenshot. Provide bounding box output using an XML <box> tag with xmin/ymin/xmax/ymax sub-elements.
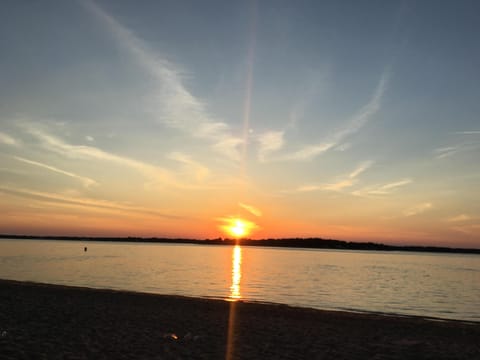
<box><xmin>226</xmin><ymin>245</ymin><xmax>243</xmax><ymax>360</ymax></box>
<box><xmin>229</xmin><ymin>245</ymin><xmax>242</xmax><ymax>300</ymax></box>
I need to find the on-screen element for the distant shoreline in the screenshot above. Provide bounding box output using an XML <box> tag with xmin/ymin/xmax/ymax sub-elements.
<box><xmin>1</xmin><ymin>234</ymin><xmax>479</xmax><ymax>254</ymax></box>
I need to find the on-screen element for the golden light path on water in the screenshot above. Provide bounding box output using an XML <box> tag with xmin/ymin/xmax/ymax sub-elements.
<box><xmin>226</xmin><ymin>245</ymin><xmax>244</xmax><ymax>360</ymax></box>
<box><xmin>229</xmin><ymin>245</ymin><xmax>243</xmax><ymax>300</ymax></box>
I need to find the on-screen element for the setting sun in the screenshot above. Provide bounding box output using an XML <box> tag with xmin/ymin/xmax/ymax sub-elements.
<box><xmin>219</xmin><ymin>217</ymin><xmax>257</xmax><ymax>238</ymax></box>
<box><xmin>230</xmin><ymin>219</ymin><xmax>247</xmax><ymax>238</ymax></box>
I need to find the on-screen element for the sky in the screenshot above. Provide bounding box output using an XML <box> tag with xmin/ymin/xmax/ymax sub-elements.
<box><xmin>0</xmin><ymin>0</ymin><xmax>479</xmax><ymax>247</ymax></box>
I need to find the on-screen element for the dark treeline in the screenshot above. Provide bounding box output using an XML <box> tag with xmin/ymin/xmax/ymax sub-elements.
<box><xmin>1</xmin><ymin>234</ymin><xmax>479</xmax><ymax>254</ymax></box>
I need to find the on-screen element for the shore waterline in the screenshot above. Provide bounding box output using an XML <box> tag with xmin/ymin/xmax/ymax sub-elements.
<box><xmin>0</xmin><ymin>239</ymin><xmax>478</xmax><ymax>321</ymax></box>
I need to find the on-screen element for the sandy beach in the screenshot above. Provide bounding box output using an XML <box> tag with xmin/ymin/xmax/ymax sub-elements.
<box><xmin>0</xmin><ymin>279</ymin><xmax>478</xmax><ymax>359</ymax></box>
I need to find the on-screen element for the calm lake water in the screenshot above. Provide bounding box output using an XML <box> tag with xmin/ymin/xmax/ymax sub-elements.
<box><xmin>0</xmin><ymin>239</ymin><xmax>479</xmax><ymax>322</ymax></box>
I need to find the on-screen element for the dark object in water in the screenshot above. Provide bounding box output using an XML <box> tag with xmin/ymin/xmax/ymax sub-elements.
<box><xmin>84</xmin><ymin>247</ymin><xmax>87</xmax><ymax>252</ymax></box>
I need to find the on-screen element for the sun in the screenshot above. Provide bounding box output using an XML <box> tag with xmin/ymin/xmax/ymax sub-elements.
<box><xmin>220</xmin><ymin>217</ymin><xmax>256</xmax><ymax>238</ymax></box>
<box><xmin>229</xmin><ymin>219</ymin><xmax>248</xmax><ymax>238</ymax></box>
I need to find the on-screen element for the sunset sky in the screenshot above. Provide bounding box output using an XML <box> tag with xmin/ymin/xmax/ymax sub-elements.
<box><xmin>1</xmin><ymin>1</ymin><xmax>479</xmax><ymax>247</ymax></box>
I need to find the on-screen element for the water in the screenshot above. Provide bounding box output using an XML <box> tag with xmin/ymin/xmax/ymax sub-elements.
<box><xmin>0</xmin><ymin>239</ymin><xmax>479</xmax><ymax>322</ymax></box>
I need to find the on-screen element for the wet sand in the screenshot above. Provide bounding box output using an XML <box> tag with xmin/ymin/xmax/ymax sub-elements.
<box><xmin>0</xmin><ymin>279</ymin><xmax>479</xmax><ymax>359</ymax></box>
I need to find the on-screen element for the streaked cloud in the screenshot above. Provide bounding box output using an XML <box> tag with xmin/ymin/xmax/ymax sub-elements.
<box><xmin>349</xmin><ymin>160</ymin><xmax>374</xmax><ymax>179</ymax></box>
<box><xmin>353</xmin><ymin>178</ymin><xmax>412</xmax><ymax>196</ymax></box>
<box><xmin>83</xmin><ymin>0</ymin><xmax>243</xmax><ymax>161</ymax></box>
<box><xmin>0</xmin><ymin>186</ymin><xmax>184</xmax><ymax>219</ymax></box>
<box><xmin>403</xmin><ymin>202</ymin><xmax>432</xmax><ymax>217</ymax></box>
<box><xmin>450</xmin><ymin>224</ymin><xmax>480</xmax><ymax>235</ymax></box>
<box><xmin>257</xmin><ymin>131</ymin><xmax>285</xmax><ymax>162</ymax></box>
<box><xmin>282</xmin><ymin>70</ymin><xmax>389</xmax><ymax>162</ymax></box>
<box><xmin>334</xmin><ymin>143</ymin><xmax>352</xmax><ymax>152</ymax></box>
<box><xmin>239</xmin><ymin>202</ymin><xmax>262</xmax><ymax>217</ymax></box>
<box><xmin>14</xmin><ymin>156</ymin><xmax>97</xmax><ymax>187</ymax></box>
<box><xmin>0</xmin><ymin>132</ymin><xmax>17</xmax><ymax>146</ymax></box>
<box><xmin>322</xmin><ymin>179</ymin><xmax>356</xmax><ymax>191</ymax></box>
<box><xmin>370</xmin><ymin>180</ymin><xmax>412</xmax><ymax>195</ymax></box>
<box><xmin>455</xmin><ymin>131</ymin><xmax>480</xmax><ymax>135</ymax></box>
<box><xmin>294</xmin><ymin>185</ymin><xmax>321</xmax><ymax>193</ymax></box>
<box><xmin>21</xmin><ymin>123</ymin><xmax>238</xmax><ymax>191</ymax></box>
<box><xmin>434</xmin><ymin>146</ymin><xmax>458</xmax><ymax>159</ymax></box>
<box><xmin>294</xmin><ymin>161</ymin><xmax>373</xmax><ymax>193</ymax></box>
<box><xmin>328</xmin><ymin>70</ymin><xmax>389</xmax><ymax>143</ymax></box>
<box><xmin>434</xmin><ymin>142</ymin><xmax>479</xmax><ymax>159</ymax></box>
<box><xmin>212</xmin><ymin>137</ymin><xmax>244</xmax><ymax>163</ymax></box>
<box><xmin>284</xmin><ymin>142</ymin><xmax>336</xmax><ymax>161</ymax></box>
<box><xmin>167</xmin><ymin>152</ymin><xmax>209</xmax><ymax>181</ymax></box>
<box><xmin>296</xmin><ymin>179</ymin><xmax>356</xmax><ymax>193</ymax></box>
<box><xmin>446</xmin><ymin>214</ymin><xmax>471</xmax><ymax>222</ymax></box>
<box><xmin>24</xmin><ymin>124</ymin><xmax>176</xmax><ymax>187</ymax></box>
<box><xmin>379</xmin><ymin>179</ymin><xmax>412</xmax><ymax>191</ymax></box>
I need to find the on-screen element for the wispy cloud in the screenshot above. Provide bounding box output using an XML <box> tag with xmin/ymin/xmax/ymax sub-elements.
<box><xmin>167</xmin><ymin>152</ymin><xmax>209</xmax><ymax>181</ymax></box>
<box><xmin>281</xmin><ymin>70</ymin><xmax>389</xmax><ymax>162</ymax></box>
<box><xmin>293</xmin><ymin>185</ymin><xmax>321</xmax><ymax>193</ymax></box>
<box><xmin>294</xmin><ymin>160</ymin><xmax>373</xmax><ymax>193</ymax></box>
<box><xmin>257</xmin><ymin>131</ymin><xmax>285</xmax><ymax>162</ymax></box>
<box><xmin>434</xmin><ymin>146</ymin><xmax>458</xmax><ymax>159</ymax></box>
<box><xmin>0</xmin><ymin>186</ymin><xmax>184</xmax><ymax>219</ymax></box>
<box><xmin>434</xmin><ymin>140</ymin><xmax>480</xmax><ymax>159</ymax></box>
<box><xmin>403</xmin><ymin>202</ymin><xmax>432</xmax><ymax>217</ymax></box>
<box><xmin>14</xmin><ymin>156</ymin><xmax>97</xmax><ymax>187</ymax></box>
<box><xmin>378</xmin><ymin>179</ymin><xmax>412</xmax><ymax>192</ymax></box>
<box><xmin>0</xmin><ymin>132</ymin><xmax>17</xmax><ymax>146</ymax></box>
<box><xmin>353</xmin><ymin>178</ymin><xmax>412</xmax><ymax>196</ymax></box>
<box><xmin>446</xmin><ymin>214</ymin><xmax>471</xmax><ymax>222</ymax></box>
<box><xmin>371</xmin><ymin>179</ymin><xmax>412</xmax><ymax>194</ymax></box>
<box><xmin>322</xmin><ymin>179</ymin><xmax>357</xmax><ymax>191</ymax></box>
<box><xmin>455</xmin><ymin>131</ymin><xmax>480</xmax><ymax>135</ymax></box>
<box><xmin>450</xmin><ymin>224</ymin><xmax>480</xmax><ymax>235</ymax></box>
<box><xmin>22</xmin><ymin>123</ymin><xmax>239</xmax><ymax>191</ymax></box>
<box><xmin>327</xmin><ymin>71</ymin><xmax>388</xmax><ymax>143</ymax></box>
<box><xmin>296</xmin><ymin>178</ymin><xmax>356</xmax><ymax>193</ymax></box>
<box><xmin>24</xmin><ymin>124</ymin><xmax>176</xmax><ymax>187</ymax></box>
<box><xmin>83</xmin><ymin>0</ymin><xmax>243</xmax><ymax>161</ymax></box>
<box><xmin>334</xmin><ymin>143</ymin><xmax>352</xmax><ymax>152</ymax></box>
<box><xmin>284</xmin><ymin>142</ymin><xmax>336</xmax><ymax>161</ymax></box>
<box><xmin>349</xmin><ymin>160</ymin><xmax>374</xmax><ymax>179</ymax></box>
<box><xmin>212</xmin><ymin>138</ymin><xmax>244</xmax><ymax>163</ymax></box>
<box><xmin>238</xmin><ymin>202</ymin><xmax>262</xmax><ymax>217</ymax></box>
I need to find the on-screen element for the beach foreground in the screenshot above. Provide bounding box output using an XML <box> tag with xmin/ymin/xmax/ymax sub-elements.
<box><xmin>0</xmin><ymin>280</ymin><xmax>478</xmax><ymax>359</ymax></box>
